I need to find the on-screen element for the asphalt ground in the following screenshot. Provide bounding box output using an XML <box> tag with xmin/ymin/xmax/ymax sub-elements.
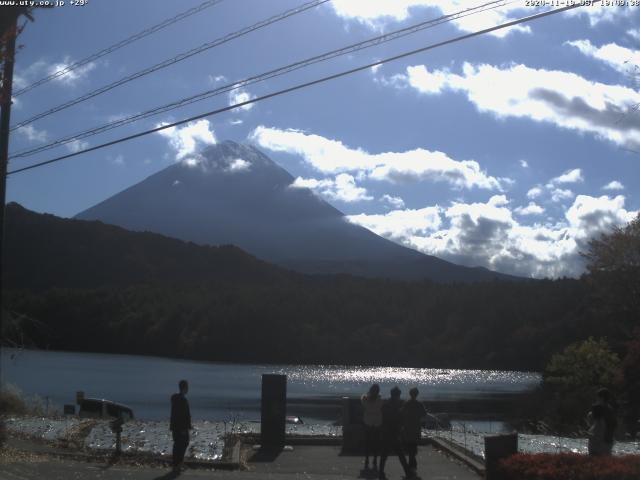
<box><xmin>0</xmin><ymin>442</ymin><xmax>480</xmax><ymax>480</ymax></box>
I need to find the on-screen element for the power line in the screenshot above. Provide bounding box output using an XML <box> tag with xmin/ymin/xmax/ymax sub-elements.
<box><xmin>7</xmin><ymin>4</ymin><xmax>581</xmax><ymax>176</ymax></box>
<box><xmin>9</xmin><ymin>0</ymin><xmax>512</xmax><ymax>160</ymax></box>
<box><xmin>12</xmin><ymin>0</ymin><xmax>225</xmax><ymax>97</ymax></box>
<box><xmin>9</xmin><ymin>0</ymin><xmax>329</xmax><ymax>131</ymax></box>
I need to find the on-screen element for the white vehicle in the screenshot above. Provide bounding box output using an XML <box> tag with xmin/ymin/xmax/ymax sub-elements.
<box><xmin>78</xmin><ymin>398</ymin><xmax>134</xmax><ymax>421</ymax></box>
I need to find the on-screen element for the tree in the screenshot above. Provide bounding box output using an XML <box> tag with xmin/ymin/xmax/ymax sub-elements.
<box><xmin>542</xmin><ymin>338</ymin><xmax>621</xmax><ymax>432</ymax></box>
<box><xmin>582</xmin><ymin>213</ymin><xmax>640</xmax><ymax>337</ymax></box>
<box><xmin>544</xmin><ymin>337</ymin><xmax>620</xmax><ymax>391</ymax></box>
<box><xmin>618</xmin><ymin>329</ymin><xmax>640</xmax><ymax>437</ymax></box>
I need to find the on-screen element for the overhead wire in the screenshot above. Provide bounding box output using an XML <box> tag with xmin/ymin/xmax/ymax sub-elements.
<box><xmin>12</xmin><ymin>0</ymin><xmax>225</xmax><ymax>97</ymax></box>
<box><xmin>9</xmin><ymin>0</ymin><xmax>330</xmax><ymax>131</ymax></box>
<box><xmin>9</xmin><ymin>0</ymin><xmax>513</xmax><ymax>160</ymax></box>
<box><xmin>7</xmin><ymin>3</ymin><xmax>582</xmax><ymax>176</ymax></box>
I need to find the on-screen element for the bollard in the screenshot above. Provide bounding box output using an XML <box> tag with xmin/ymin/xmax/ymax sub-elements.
<box><xmin>110</xmin><ymin>417</ymin><xmax>124</xmax><ymax>457</ymax></box>
<box><xmin>484</xmin><ymin>433</ymin><xmax>518</xmax><ymax>480</ymax></box>
<box><xmin>261</xmin><ymin>374</ymin><xmax>286</xmax><ymax>451</ymax></box>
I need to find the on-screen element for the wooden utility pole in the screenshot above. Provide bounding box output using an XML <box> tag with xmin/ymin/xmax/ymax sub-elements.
<box><xmin>0</xmin><ymin>12</ymin><xmax>19</xmax><ymax>384</ymax></box>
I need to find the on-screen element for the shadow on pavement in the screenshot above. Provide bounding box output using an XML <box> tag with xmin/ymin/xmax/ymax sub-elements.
<box><xmin>248</xmin><ymin>447</ymin><xmax>284</xmax><ymax>463</ymax></box>
<box><xmin>152</xmin><ymin>470</ymin><xmax>181</xmax><ymax>480</ymax></box>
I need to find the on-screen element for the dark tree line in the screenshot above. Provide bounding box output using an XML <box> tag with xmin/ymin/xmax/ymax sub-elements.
<box><xmin>2</xmin><ymin>203</ymin><xmax>638</xmax><ymax>372</ymax></box>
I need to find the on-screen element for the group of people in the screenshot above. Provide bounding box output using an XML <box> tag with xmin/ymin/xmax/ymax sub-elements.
<box><xmin>587</xmin><ymin>387</ymin><xmax>618</xmax><ymax>456</ymax></box>
<box><xmin>169</xmin><ymin>380</ymin><xmax>619</xmax><ymax>475</ymax></box>
<box><xmin>361</xmin><ymin>384</ymin><xmax>426</xmax><ymax>480</ymax></box>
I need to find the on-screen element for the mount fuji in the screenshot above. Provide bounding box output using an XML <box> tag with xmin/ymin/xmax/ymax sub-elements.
<box><xmin>76</xmin><ymin>141</ymin><xmax>515</xmax><ymax>282</ymax></box>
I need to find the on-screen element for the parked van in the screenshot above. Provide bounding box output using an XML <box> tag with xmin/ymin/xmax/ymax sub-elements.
<box><xmin>78</xmin><ymin>398</ymin><xmax>134</xmax><ymax>421</ymax></box>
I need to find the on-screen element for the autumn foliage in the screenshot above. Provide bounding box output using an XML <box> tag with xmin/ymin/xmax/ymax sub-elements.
<box><xmin>498</xmin><ymin>453</ymin><xmax>640</xmax><ymax>480</ymax></box>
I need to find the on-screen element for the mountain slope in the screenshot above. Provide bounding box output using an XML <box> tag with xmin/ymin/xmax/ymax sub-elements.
<box><xmin>76</xmin><ymin>140</ymin><xmax>515</xmax><ymax>282</ymax></box>
<box><xmin>3</xmin><ymin>202</ymin><xmax>290</xmax><ymax>291</ymax></box>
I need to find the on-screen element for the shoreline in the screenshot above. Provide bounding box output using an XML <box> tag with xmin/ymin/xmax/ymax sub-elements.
<box><xmin>0</xmin><ymin>346</ymin><xmax>543</xmax><ymax>376</ymax></box>
<box><xmin>4</xmin><ymin>414</ymin><xmax>639</xmax><ymax>462</ymax></box>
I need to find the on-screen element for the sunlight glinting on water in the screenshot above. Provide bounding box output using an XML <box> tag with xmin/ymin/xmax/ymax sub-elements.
<box><xmin>275</xmin><ymin>365</ymin><xmax>541</xmax><ymax>390</ymax></box>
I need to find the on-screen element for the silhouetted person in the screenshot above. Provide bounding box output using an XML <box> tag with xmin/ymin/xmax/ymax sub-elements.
<box><xmin>379</xmin><ymin>387</ymin><xmax>412</xmax><ymax>480</ymax></box>
<box><xmin>170</xmin><ymin>380</ymin><xmax>192</xmax><ymax>472</ymax></box>
<box><xmin>588</xmin><ymin>403</ymin><xmax>608</xmax><ymax>456</ymax></box>
<box><xmin>401</xmin><ymin>387</ymin><xmax>426</xmax><ymax>472</ymax></box>
<box><xmin>361</xmin><ymin>383</ymin><xmax>383</xmax><ymax>471</ymax></box>
<box><xmin>595</xmin><ymin>388</ymin><xmax>617</xmax><ymax>455</ymax></box>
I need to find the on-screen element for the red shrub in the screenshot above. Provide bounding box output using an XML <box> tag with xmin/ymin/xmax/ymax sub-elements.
<box><xmin>498</xmin><ymin>453</ymin><xmax>640</xmax><ymax>480</ymax></box>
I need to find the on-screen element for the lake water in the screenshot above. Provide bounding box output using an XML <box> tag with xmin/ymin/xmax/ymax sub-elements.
<box><xmin>1</xmin><ymin>348</ymin><xmax>540</xmax><ymax>424</ymax></box>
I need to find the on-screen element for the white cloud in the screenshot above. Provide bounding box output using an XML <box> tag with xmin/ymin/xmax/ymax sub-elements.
<box><xmin>251</xmin><ymin>126</ymin><xmax>505</xmax><ymax>190</ymax></box>
<box><xmin>18</xmin><ymin>124</ymin><xmax>48</xmax><ymax>143</ymax></box>
<box><xmin>374</xmin><ymin>72</ymin><xmax>410</xmax><ymax>89</ymax></box>
<box><xmin>602</xmin><ymin>180</ymin><xmax>624</xmax><ymax>191</ymax></box>
<box><xmin>515</xmin><ymin>202</ymin><xmax>544</xmax><ymax>216</ymax></box>
<box><xmin>209</xmin><ymin>74</ymin><xmax>227</xmax><ymax>84</ymax></box>
<box><xmin>519</xmin><ymin>159</ymin><xmax>529</xmax><ymax>168</ymax></box>
<box><xmin>396</xmin><ymin>62</ymin><xmax>640</xmax><ymax>149</ymax></box>
<box><xmin>13</xmin><ymin>59</ymin><xmax>48</xmax><ymax>89</ymax></box>
<box><xmin>524</xmin><ymin>170</ymin><xmax>583</xmax><ymax>205</ymax></box>
<box><xmin>328</xmin><ymin>1</ymin><xmax>531</xmax><ymax>37</ymax></box>
<box><xmin>348</xmin><ymin>194</ymin><xmax>637</xmax><ymax>278</ymax></box>
<box><xmin>226</xmin><ymin>158</ymin><xmax>251</xmax><ymax>172</ymax></box>
<box><xmin>565</xmin><ymin>4</ymin><xmax>629</xmax><ymax>27</ymax></box>
<box><xmin>330</xmin><ymin>2</ymin><xmax>627</xmax><ymax>37</ymax></box>
<box><xmin>229</xmin><ymin>88</ymin><xmax>256</xmax><ymax>112</ymax></box>
<box><xmin>550</xmin><ymin>188</ymin><xmax>575</xmax><ymax>203</ymax></box>
<box><xmin>48</xmin><ymin>56</ymin><xmax>97</xmax><ymax>86</ymax></box>
<box><xmin>229</xmin><ymin>119</ymin><xmax>244</xmax><ymax>125</ymax></box>
<box><xmin>348</xmin><ymin>206</ymin><xmax>442</xmax><ymax>241</ymax></box>
<box><xmin>156</xmin><ymin>119</ymin><xmax>216</xmax><ymax>162</ymax></box>
<box><xmin>183</xmin><ymin>158</ymin><xmax>199</xmax><ymax>168</ymax></box>
<box><xmin>66</xmin><ymin>139</ymin><xmax>89</xmax><ymax>153</ymax></box>
<box><xmin>549</xmin><ymin>168</ymin><xmax>583</xmax><ymax>185</ymax></box>
<box><xmin>380</xmin><ymin>194</ymin><xmax>405</xmax><ymax>209</ymax></box>
<box><xmin>291</xmin><ymin>173</ymin><xmax>373</xmax><ymax>203</ymax></box>
<box><xmin>566</xmin><ymin>39</ymin><xmax>639</xmax><ymax>75</ymax></box>
<box><xmin>628</xmin><ymin>29</ymin><xmax>640</xmax><ymax>41</ymax></box>
<box><xmin>527</xmin><ymin>186</ymin><xmax>543</xmax><ymax>199</ymax></box>
<box><xmin>566</xmin><ymin>194</ymin><xmax>635</xmax><ymax>240</ymax></box>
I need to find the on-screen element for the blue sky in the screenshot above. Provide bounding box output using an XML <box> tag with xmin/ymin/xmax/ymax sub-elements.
<box><xmin>5</xmin><ymin>0</ymin><xmax>640</xmax><ymax>278</ymax></box>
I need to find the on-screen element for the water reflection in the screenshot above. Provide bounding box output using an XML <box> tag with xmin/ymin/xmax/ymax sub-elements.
<box><xmin>2</xmin><ymin>348</ymin><xmax>540</xmax><ymax>421</ymax></box>
<box><xmin>277</xmin><ymin>365</ymin><xmax>540</xmax><ymax>391</ymax></box>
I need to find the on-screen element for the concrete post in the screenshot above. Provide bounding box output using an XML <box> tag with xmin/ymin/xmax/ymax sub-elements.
<box><xmin>261</xmin><ymin>374</ymin><xmax>286</xmax><ymax>450</ymax></box>
<box><xmin>484</xmin><ymin>433</ymin><xmax>518</xmax><ymax>480</ymax></box>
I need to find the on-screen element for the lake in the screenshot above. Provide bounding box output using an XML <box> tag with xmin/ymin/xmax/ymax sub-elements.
<box><xmin>1</xmin><ymin>348</ymin><xmax>540</xmax><ymax>424</ymax></box>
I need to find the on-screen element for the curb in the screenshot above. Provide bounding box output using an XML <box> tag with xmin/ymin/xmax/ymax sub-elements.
<box><xmin>429</xmin><ymin>437</ymin><xmax>486</xmax><ymax>475</ymax></box>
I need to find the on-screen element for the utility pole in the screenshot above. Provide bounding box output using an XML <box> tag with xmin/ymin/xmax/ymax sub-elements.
<box><xmin>0</xmin><ymin>10</ymin><xmax>21</xmax><ymax>386</ymax></box>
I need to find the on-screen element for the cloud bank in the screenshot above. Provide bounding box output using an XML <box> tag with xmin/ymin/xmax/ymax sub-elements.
<box><xmin>348</xmin><ymin>194</ymin><xmax>637</xmax><ymax>278</ymax></box>
<box><xmin>250</xmin><ymin>126</ymin><xmax>507</xmax><ymax>190</ymax></box>
<box><xmin>387</xmin><ymin>62</ymin><xmax>640</xmax><ymax>150</ymax></box>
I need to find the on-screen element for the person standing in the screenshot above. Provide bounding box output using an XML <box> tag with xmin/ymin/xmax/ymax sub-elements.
<box><xmin>596</xmin><ymin>388</ymin><xmax>618</xmax><ymax>455</ymax></box>
<box><xmin>379</xmin><ymin>386</ymin><xmax>412</xmax><ymax>480</ymax></box>
<box><xmin>587</xmin><ymin>403</ymin><xmax>608</xmax><ymax>456</ymax></box>
<box><xmin>170</xmin><ymin>379</ymin><xmax>192</xmax><ymax>472</ymax></box>
<box><xmin>361</xmin><ymin>384</ymin><xmax>383</xmax><ymax>471</ymax></box>
<box><xmin>401</xmin><ymin>387</ymin><xmax>427</xmax><ymax>472</ymax></box>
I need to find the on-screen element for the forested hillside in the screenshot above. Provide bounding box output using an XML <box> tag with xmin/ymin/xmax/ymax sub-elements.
<box><xmin>3</xmin><ymin>203</ymin><xmax>633</xmax><ymax>371</ymax></box>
